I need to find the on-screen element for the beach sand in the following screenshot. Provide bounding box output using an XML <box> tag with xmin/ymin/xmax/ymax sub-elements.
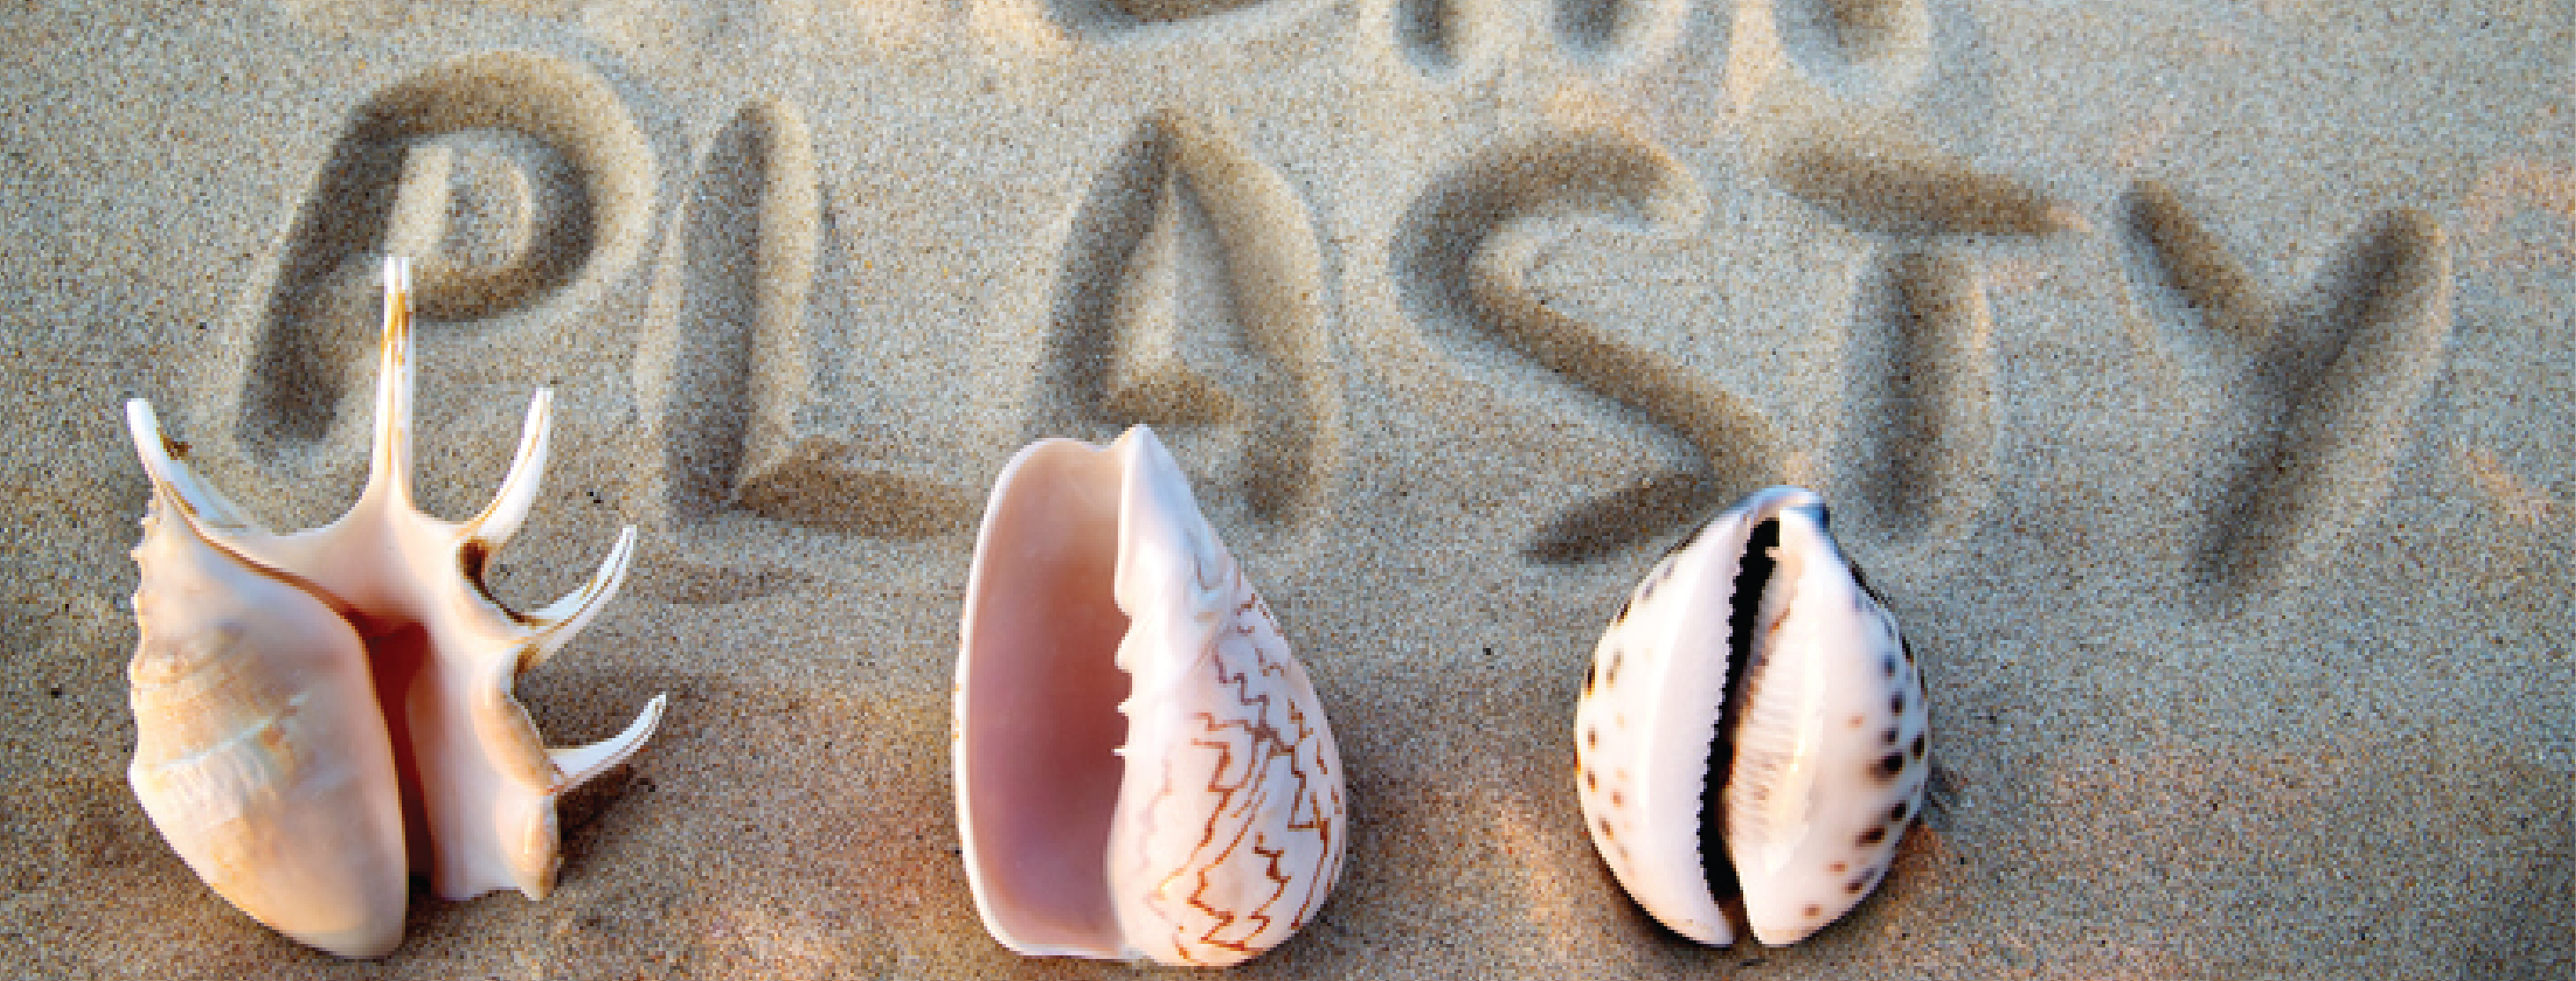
<box><xmin>2</xmin><ymin>1</ymin><xmax>2570</xmax><ymax>977</ymax></box>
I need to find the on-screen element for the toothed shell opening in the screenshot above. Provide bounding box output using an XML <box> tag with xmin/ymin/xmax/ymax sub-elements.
<box><xmin>956</xmin><ymin>438</ymin><xmax>1136</xmax><ymax>958</ymax></box>
<box><xmin>1579</xmin><ymin>487</ymin><xmax>1925</xmax><ymax>948</ymax></box>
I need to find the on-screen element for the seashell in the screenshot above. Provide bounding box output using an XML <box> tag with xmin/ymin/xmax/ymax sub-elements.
<box><xmin>122</xmin><ymin>257</ymin><xmax>668</xmax><ymax>958</ymax></box>
<box><xmin>1575</xmin><ymin>487</ymin><xmax>1926</xmax><ymax>947</ymax></box>
<box><xmin>953</xmin><ymin>426</ymin><xmax>1346</xmax><ymax>967</ymax></box>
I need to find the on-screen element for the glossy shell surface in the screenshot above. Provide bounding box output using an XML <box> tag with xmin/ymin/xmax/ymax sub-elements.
<box><xmin>1575</xmin><ymin>487</ymin><xmax>1927</xmax><ymax>947</ymax></box>
<box><xmin>954</xmin><ymin>426</ymin><xmax>1346</xmax><ymax>967</ymax></box>
<box><xmin>122</xmin><ymin>257</ymin><xmax>667</xmax><ymax>957</ymax></box>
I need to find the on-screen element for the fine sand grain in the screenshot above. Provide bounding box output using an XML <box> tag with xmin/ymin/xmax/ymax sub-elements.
<box><xmin>3</xmin><ymin>1</ymin><xmax>2570</xmax><ymax>977</ymax></box>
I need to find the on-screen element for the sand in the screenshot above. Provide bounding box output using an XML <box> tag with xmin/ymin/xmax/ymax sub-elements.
<box><xmin>3</xmin><ymin>0</ymin><xmax>2570</xmax><ymax>977</ymax></box>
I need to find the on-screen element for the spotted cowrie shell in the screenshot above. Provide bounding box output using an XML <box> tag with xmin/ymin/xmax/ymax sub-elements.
<box><xmin>1575</xmin><ymin>487</ymin><xmax>1927</xmax><ymax>947</ymax></box>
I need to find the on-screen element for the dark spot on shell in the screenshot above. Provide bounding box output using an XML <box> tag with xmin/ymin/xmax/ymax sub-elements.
<box><xmin>1613</xmin><ymin>592</ymin><xmax>1634</xmax><ymax>623</ymax></box>
<box><xmin>1882</xmin><ymin>727</ymin><xmax>1900</xmax><ymax>745</ymax></box>
<box><xmin>1892</xmin><ymin>689</ymin><xmax>1908</xmax><ymax>715</ymax></box>
<box><xmin>460</xmin><ymin>540</ymin><xmax>493</xmax><ymax>586</ymax></box>
<box><xmin>1845</xmin><ymin>877</ymin><xmax>1869</xmax><ymax>894</ymax></box>
<box><xmin>1882</xmin><ymin>652</ymin><xmax>1900</xmax><ymax>676</ymax></box>
<box><xmin>1584</xmin><ymin>768</ymin><xmax>1598</xmax><ymax>790</ymax></box>
<box><xmin>1859</xmin><ymin>826</ymin><xmax>1887</xmax><ymax>847</ymax></box>
<box><xmin>1610</xmin><ymin>790</ymin><xmax>1625</xmax><ymax>808</ymax></box>
<box><xmin>1876</xmin><ymin>752</ymin><xmax>1906</xmax><ymax>780</ymax></box>
<box><xmin>1859</xmin><ymin>866</ymin><xmax>1888</xmax><ymax>895</ymax></box>
<box><xmin>1828</xmin><ymin>860</ymin><xmax>1848</xmax><ymax>874</ymax></box>
<box><xmin>1909</xmin><ymin>733</ymin><xmax>1928</xmax><ymax>760</ymax></box>
<box><xmin>1583</xmin><ymin>662</ymin><xmax>1597</xmax><ymax>694</ymax></box>
<box><xmin>1889</xmin><ymin>800</ymin><xmax>1912</xmax><ymax>825</ymax></box>
<box><xmin>1605</xmin><ymin>649</ymin><xmax>1623</xmax><ymax>686</ymax></box>
<box><xmin>1586</xmin><ymin>727</ymin><xmax>1599</xmax><ymax>749</ymax></box>
<box><xmin>1801</xmin><ymin>903</ymin><xmax>1823</xmax><ymax>919</ymax></box>
<box><xmin>1847</xmin><ymin>713</ymin><xmax>1867</xmax><ymax>729</ymax></box>
<box><xmin>1598</xmin><ymin>818</ymin><xmax>1616</xmax><ymax>841</ymax></box>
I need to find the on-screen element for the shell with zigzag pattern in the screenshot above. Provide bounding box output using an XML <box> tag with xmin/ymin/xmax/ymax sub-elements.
<box><xmin>953</xmin><ymin>426</ymin><xmax>1346</xmax><ymax>967</ymax></box>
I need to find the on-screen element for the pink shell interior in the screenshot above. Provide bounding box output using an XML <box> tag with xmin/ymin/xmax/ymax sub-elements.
<box><xmin>955</xmin><ymin>439</ymin><xmax>1135</xmax><ymax>956</ymax></box>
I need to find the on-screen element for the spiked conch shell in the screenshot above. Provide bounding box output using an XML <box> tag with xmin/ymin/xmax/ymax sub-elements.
<box><xmin>953</xmin><ymin>426</ymin><xmax>1346</xmax><ymax>967</ymax></box>
<box><xmin>122</xmin><ymin>257</ymin><xmax>667</xmax><ymax>958</ymax></box>
<box><xmin>1575</xmin><ymin>487</ymin><xmax>1927</xmax><ymax>947</ymax></box>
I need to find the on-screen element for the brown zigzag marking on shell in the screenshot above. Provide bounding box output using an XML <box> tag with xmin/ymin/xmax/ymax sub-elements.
<box><xmin>1152</xmin><ymin>562</ymin><xmax>1334</xmax><ymax>962</ymax></box>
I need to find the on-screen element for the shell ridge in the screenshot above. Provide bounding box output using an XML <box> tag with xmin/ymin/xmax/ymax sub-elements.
<box><xmin>1576</xmin><ymin>504</ymin><xmax>1752</xmax><ymax>945</ymax></box>
<box><xmin>515</xmin><ymin>796</ymin><xmax>562</xmax><ymax>899</ymax></box>
<box><xmin>148</xmin><ymin>497</ymin><xmax>380</xmax><ymax>633</ymax></box>
<box><xmin>468</xmin><ymin>654</ymin><xmax>564</xmax><ymax>789</ymax></box>
<box><xmin>128</xmin><ymin>684</ymin><xmax>310</xmax><ymax>826</ymax></box>
<box><xmin>1726</xmin><ymin>521</ymin><xmax>1831</xmax><ymax>873</ymax></box>
<box><xmin>1748</xmin><ymin>504</ymin><xmax>1913</xmax><ymax>945</ymax></box>
<box><xmin>1105</xmin><ymin>483</ymin><xmax>1197</xmax><ymax>962</ymax></box>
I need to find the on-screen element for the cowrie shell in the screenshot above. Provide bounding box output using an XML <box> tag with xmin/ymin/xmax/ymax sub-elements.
<box><xmin>1575</xmin><ymin>487</ymin><xmax>1927</xmax><ymax>946</ymax></box>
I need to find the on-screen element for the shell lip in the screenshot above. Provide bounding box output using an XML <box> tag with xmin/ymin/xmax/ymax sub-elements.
<box><xmin>955</xmin><ymin>429</ymin><xmax>1142</xmax><ymax>961</ymax></box>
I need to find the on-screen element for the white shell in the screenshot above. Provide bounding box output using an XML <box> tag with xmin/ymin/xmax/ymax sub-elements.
<box><xmin>954</xmin><ymin>426</ymin><xmax>1346</xmax><ymax>967</ymax></box>
<box><xmin>122</xmin><ymin>257</ymin><xmax>668</xmax><ymax>958</ymax></box>
<box><xmin>1575</xmin><ymin>487</ymin><xmax>1927</xmax><ymax>947</ymax></box>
